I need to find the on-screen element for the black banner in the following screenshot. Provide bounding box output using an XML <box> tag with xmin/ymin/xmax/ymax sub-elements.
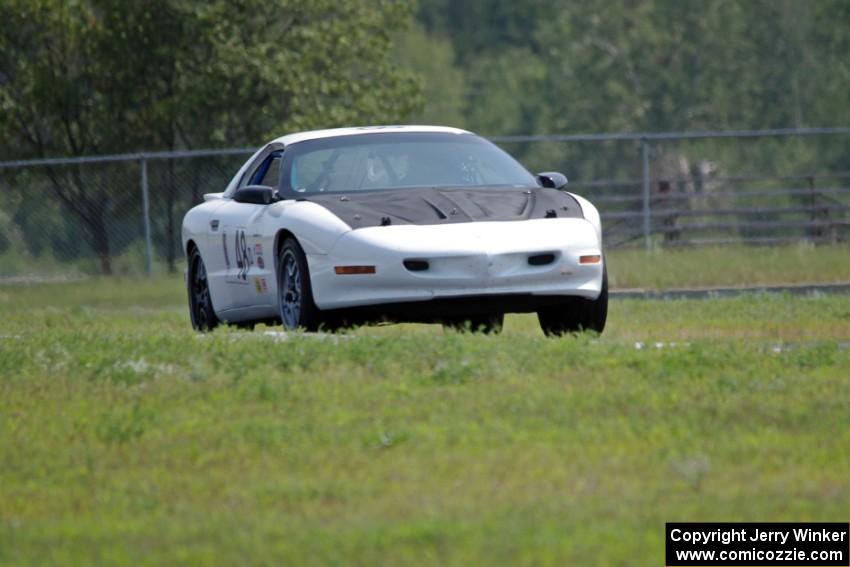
<box><xmin>666</xmin><ymin>523</ymin><xmax>849</xmax><ymax>566</ymax></box>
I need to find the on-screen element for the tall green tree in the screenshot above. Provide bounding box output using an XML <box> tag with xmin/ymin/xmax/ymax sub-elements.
<box><xmin>393</xmin><ymin>23</ymin><xmax>466</xmax><ymax>127</ymax></box>
<box><xmin>416</xmin><ymin>0</ymin><xmax>550</xmax><ymax>64</ymax></box>
<box><xmin>413</xmin><ymin>0</ymin><xmax>849</xmax><ymax>135</ymax></box>
<box><xmin>0</xmin><ymin>0</ymin><xmax>421</xmax><ymax>273</ymax></box>
<box><xmin>409</xmin><ymin>0</ymin><xmax>849</xmax><ymax>181</ymax></box>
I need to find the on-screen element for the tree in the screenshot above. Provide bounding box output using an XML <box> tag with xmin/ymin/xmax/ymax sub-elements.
<box><xmin>393</xmin><ymin>23</ymin><xmax>466</xmax><ymax>128</ymax></box>
<box><xmin>416</xmin><ymin>0</ymin><xmax>550</xmax><ymax>65</ymax></box>
<box><xmin>410</xmin><ymin>0</ymin><xmax>849</xmax><ymax>185</ymax></box>
<box><xmin>0</xmin><ymin>0</ymin><xmax>421</xmax><ymax>274</ymax></box>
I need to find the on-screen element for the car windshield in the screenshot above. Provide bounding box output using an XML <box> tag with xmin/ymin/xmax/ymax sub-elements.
<box><xmin>280</xmin><ymin>132</ymin><xmax>536</xmax><ymax>194</ymax></box>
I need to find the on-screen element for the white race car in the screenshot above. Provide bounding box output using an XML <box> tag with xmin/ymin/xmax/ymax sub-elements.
<box><xmin>182</xmin><ymin>126</ymin><xmax>607</xmax><ymax>335</ymax></box>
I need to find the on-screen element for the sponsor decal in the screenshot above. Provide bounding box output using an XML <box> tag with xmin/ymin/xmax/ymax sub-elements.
<box><xmin>253</xmin><ymin>277</ymin><xmax>268</xmax><ymax>294</ymax></box>
<box><xmin>253</xmin><ymin>243</ymin><xmax>265</xmax><ymax>269</ymax></box>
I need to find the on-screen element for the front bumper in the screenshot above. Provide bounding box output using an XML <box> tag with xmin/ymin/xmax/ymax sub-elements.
<box><xmin>308</xmin><ymin>219</ymin><xmax>603</xmax><ymax>310</ymax></box>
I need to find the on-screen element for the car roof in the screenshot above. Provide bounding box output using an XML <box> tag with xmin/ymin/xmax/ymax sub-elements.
<box><xmin>270</xmin><ymin>125</ymin><xmax>472</xmax><ymax>147</ymax></box>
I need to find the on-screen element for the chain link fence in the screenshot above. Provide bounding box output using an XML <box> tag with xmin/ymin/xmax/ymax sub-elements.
<box><xmin>0</xmin><ymin>150</ymin><xmax>250</xmax><ymax>278</ymax></box>
<box><xmin>1</xmin><ymin>128</ymin><xmax>848</xmax><ymax>278</ymax></box>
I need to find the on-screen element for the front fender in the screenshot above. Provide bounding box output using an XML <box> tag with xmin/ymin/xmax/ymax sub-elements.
<box><xmin>568</xmin><ymin>193</ymin><xmax>602</xmax><ymax>243</ymax></box>
<box><xmin>268</xmin><ymin>200</ymin><xmax>352</xmax><ymax>255</ymax></box>
<box><xmin>181</xmin><ymin>200</ymin><xmax>223</xmax><ymax>256</ymax></box>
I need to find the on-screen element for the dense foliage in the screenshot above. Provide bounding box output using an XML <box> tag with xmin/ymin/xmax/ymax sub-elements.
<box><xmin>406</xmin><ymin>0</ymin><xmax>850</xmax><ymax>216</ymax></box>
<box><xmin>3</xmin><ymin>0</ymin><xmax>846</xmax><ymax>157</ymax></box>
<box><xmin>409</xmin><ymin>0</ymin><xmax>850</xmax><ymax>135</ymax></box>
<box><xmin>0</xmin><ymin>0</ymin><xmax>420</xmax><ymax>159</ymax></box>
<box><xmin>0</xmin><ymin>0</ymin><xmax>420</xmax><ymax>272</ymax></box>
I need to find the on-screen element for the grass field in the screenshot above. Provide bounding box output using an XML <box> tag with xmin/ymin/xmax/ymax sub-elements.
<box><xmin>3</xmin><ymin>243</ymin><xmax>850</xmax><ymax>286</ymax></box>
<box><xmin>606</xmin><ymin>244</ymin><xmax>850</xmax><ymax>289</ymax></box>
<box><xmin>2</xmin><ymin>251</ymin><xmax>850</xmax><ymax>565</ymax></box>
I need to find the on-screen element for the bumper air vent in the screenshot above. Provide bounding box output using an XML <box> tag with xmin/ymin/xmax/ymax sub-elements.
<box><xmin>403</xmin><ymin>259</ymin><xmax>430</xmax><ymax>272</ymax></box>
<box><xmin>527</xmin><ymin>253</ymin><xmax>556</xmax><ymax>266</ymax></box>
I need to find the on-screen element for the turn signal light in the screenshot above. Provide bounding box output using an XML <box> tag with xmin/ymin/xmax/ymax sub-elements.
<box><xmin>334</xmin><ymin>265</ymin><xmax>376</xmax><ymax>275</ymax></box>
<box><xmin>579</xmin><ymin>254</ymin><xmax>602</xmax><ymax>264</ymax></box>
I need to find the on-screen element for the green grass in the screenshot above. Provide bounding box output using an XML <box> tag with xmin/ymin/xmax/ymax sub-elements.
<box><xmin>1</xmin><ymin>268</ymin><xmax>850</xmax><ymax>565</ymax></box>
<box><xmin>606</xmin><ymin>243</ymin><xmax>850</xmax><ymax>289</ymax></box>
<box><xmin>3</xmin><ymin>243</ymin><xmax>850</xmax><ymax>287</ymax></box>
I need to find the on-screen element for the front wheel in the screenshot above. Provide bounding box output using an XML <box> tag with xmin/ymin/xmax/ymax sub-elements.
<box><xmin>188</xmin><ymin>247</ymin><xmax>219</xmax><ymax>332</ymax></box>
<box><xmin>538</xmin><ymin>265</ymin><xmax>608</xmax><ymax>336</ymax></box>
<box><xmin>277</xmin><ymin>237</ymin><xmax>321</xmax><ymax>331</ymax></box>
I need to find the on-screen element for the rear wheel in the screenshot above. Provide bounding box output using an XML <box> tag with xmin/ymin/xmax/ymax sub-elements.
<box><xmin>442</xmin><ymin>313</ymin><xmax>504</xmax><ymax>334</ymax></box>
<box><xmin>538</xmin><ymin>264</ymin><xmax>608</xmax><ymax>336</ymax></box>
<box><xmin>188</xmin><ymin>247</ymin><xmax>219</xmax><ymax>332</ymax></box>
<box><xmin>277</xmin><ymin>237</ymin><xmax>321</xmax><ymax>331</ymax></box>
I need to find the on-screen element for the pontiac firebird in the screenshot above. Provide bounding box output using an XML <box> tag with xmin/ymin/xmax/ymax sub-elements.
<box><xmin>182</xmin><ymin>126</ymin><xmax>607</xmax><ymax>335</ymax></box>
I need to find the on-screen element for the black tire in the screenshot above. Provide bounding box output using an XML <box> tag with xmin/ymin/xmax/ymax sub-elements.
<box><xmin>537</xmin><ymin>264</ymin><xmax>608</xmax><ymax>336</ymax></box>
<box><xmin>188</xmin><ymin>246</ymin><xmax>219</xmax><ymax>332</ymax></box>
<box><xmin>442</xmin><ymin>313</ymin><xmax>504</xmax><ymax>334</ymax></box>
<box><xmin>277</xmin><ymin>237</ymin><xmax>321</xmax><ymax>331</ymax></box>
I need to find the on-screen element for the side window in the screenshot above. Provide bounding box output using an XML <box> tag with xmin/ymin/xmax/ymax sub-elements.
<box><xmin>254</xmin><ymin>152</ymin><xmax>282</xmax><ymax>187</ymax></box>
<box><xmin>238</xmin><ymin>150</ymin><xmax>283</xmax><ymax>191</ymax></box>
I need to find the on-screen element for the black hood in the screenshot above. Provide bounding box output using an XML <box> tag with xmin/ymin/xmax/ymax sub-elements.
<box><xmin>301</xmin><ymin>186</ymin><xmax>583</xmax><ymax>229</ymax></box>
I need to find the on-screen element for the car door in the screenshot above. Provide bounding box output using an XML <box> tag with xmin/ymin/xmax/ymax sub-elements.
<box><xmin>206</xmin><ymin>148</ymin><xmax>283</xmax><ymax>314</ymax></box>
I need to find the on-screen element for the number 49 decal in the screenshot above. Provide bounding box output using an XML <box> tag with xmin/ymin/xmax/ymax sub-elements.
<box><xmin>222</xmin><ymin>229</ymin><xmax>253</xmax><ymax>283</ymax></box>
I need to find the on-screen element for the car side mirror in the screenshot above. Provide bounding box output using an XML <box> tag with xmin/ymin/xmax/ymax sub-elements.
<box><xmin>537</xmin><ymin>172</ymin><xmax>568</xmax><ymax>190</ymax></box>
<box><xmin>233</xmin><ymin>185</ymin><xmax>277</xmax><ymax>205</ymax></box>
